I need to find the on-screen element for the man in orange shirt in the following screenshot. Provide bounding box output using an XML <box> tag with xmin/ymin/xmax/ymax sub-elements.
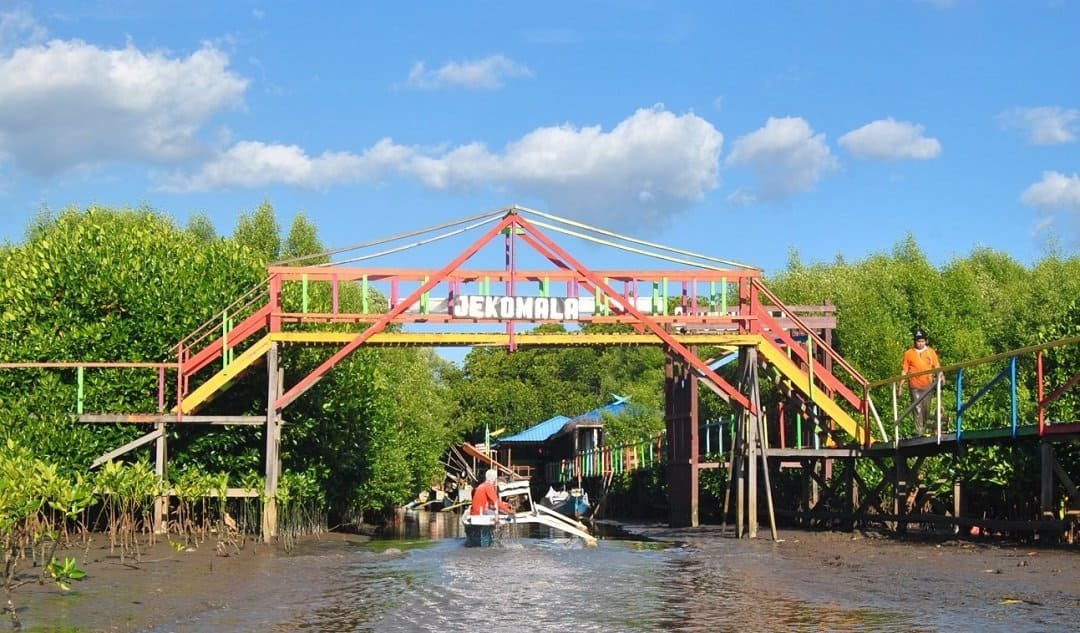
<box><xmin>901</xmin><ymin>329</ymin><xmax>943</xmax><ymax>434</ymax></box>
<box><xmin>469</xmin><ymin>469</ymin><xmax>513</xmax><ymax>516</ymax></box>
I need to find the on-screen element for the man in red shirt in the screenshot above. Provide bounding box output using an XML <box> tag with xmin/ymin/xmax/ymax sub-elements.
<box><xmin>469</xmin><ymin>469</ymin><xmax>513</xmax><ymax>516</ymax></box>
<box><xmin>901</xmin><ymin>329</ymin><xmax>943</xmax><ymax>435</ymax></box>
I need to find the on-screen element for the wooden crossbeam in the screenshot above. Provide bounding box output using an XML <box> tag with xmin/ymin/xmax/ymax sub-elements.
<box><xmin>91</xmin><ymin>428</ymin><xmax>164</xmax><ymax>468</ymax></box>
<box><xmin>79</xmin><ymin>414</ymin><xmax>266</xmax><ymax>425</ymax></box>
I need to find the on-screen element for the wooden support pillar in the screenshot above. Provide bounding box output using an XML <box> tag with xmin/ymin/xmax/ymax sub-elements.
<box><xmin>747</xmin><ymin>384</ymin><xmax>759</xmax><ymax>539</ymax></box>
<box><xmin>1040</xmin><ymin>441</ymin><xmax>1055</xmax><ymax>517</ymax></box>
<box><xmin>731</xmin><ymin>346</ymin><xmax>767</xmax><ymax>538</ymax></box>
<box><xmin>153</xmin><ymin>419</ymin><xmax>168</xmax><ymax>534</ymax></box>
<box><xmin>263</xmin><ymin>342</ymin><xmax>281</xmax><ymax>542</ymax></box>
<box><xmin>665</xmin><ymin>351</ymin><xmax>699</xmax><ymax>528</ymax></box>
<box><xmin>953</xmin><ymin>479</ymin><xmax>964</xmax><ymax>523</ymax></box>
<box><xmin>895</xmin><ymin>455</ymin><xmax>910</xmax><ymax>533</ymax></box>
<box><xmin>844</xmin><ymin>457</ymin><xmax>857</xmax><ymax>532</ymax></box>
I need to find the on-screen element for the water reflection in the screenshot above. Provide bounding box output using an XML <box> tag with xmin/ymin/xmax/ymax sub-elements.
<box><xmin>259</xmin><ymin>513</ymin><xmax>920</xmax><ymax>633</ymax></box>
<box><xmin>128</xmin><ymin>512</ymin><xmax>1063</xmax><ymax>633</ymax></box>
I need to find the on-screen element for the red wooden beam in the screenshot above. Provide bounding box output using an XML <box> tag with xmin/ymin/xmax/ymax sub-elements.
<box><xmin>181</xmin><ymin>304</ymin><xmax>272</xmax><ymax>376</ymax></box>
<box><xmin>751</xmin><ymin>302</ymin><xmax>863</xmax><ymax>409</ymax></box>
<box><xmin>512</xmin><ymin>214</ymin><xmax>753</xmax><ymax>412</ymax></box>
<box><xmin>274</xmin><ymin>213</ymin><xmax>517</xmax><ymax>411</ymax></box>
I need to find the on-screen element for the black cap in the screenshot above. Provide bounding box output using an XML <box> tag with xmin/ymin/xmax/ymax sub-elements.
<box><xmin>913</xmin><ymin>329</ymin><xmax>927</xmax><ymax>341</ymax></box>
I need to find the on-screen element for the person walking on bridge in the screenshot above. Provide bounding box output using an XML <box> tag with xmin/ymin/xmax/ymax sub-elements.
<box><xmin>469</xmin><ymin>469</ymin><xmax>513</xmax><ymax>516</ymax></box>
<box><xmin>901</xmin><ymin>328</ymin><xmax>943</xmax><ymax>435</ymax></box>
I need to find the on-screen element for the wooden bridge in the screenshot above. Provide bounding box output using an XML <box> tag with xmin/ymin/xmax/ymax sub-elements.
<box><xmin>3</xmin><ymin>206</ymin><xmax>1078</xmax><ymax>542</ymax></box>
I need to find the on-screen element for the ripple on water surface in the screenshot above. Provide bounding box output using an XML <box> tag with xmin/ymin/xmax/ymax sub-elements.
<box><xmin>276</xmin><ymin>535</ymin><xmax>929</xmax><ymax>633</ymax></box>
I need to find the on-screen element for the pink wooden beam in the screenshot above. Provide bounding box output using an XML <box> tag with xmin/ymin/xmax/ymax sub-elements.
<box><xmin>274</xmin><ymin>213</ymin><xmax>518</xmax><ymax>411</ymax></box>
<box><xmin>513</xmin><ymin>214</ymin><xmax>753</xmax><ymax>412</ymax></box>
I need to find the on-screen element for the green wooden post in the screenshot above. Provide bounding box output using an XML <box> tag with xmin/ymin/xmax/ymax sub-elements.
<box><xmin>76</xmin><ymin>366</ymin><xmax>84</xmax><ymax>415</ymax></box>
<box><xmin>721</xmin><ymin>277</ymin><xmax>728</xmax><ymax>314</ymax></box>
<box><xmin>301</xmin><ymin>273</ymin><xmax>309</xmax><ymax>313</ymax></box>
<box><xmin>361</xmin><ymin>275</ymin><xmax>369</xmax><ymax>313</ymax></box>
<box><xmin>228</xmin><ymin>318</ymin><xmax>235</xmax><ymax>364</ymax></box>
<box><xmin>221</xmin><ymin>310</ymin><xmax>229</xmax><ymax>370</ymax></box>
<box><xmin>420</xmin><ymin>276</ymin><xmax>429</xmax><ymax>314</ymax></box>
<box><xmin>662</xmin><ymin>277</ymin><xmax>669</xmax><ymax>315</ymax></box>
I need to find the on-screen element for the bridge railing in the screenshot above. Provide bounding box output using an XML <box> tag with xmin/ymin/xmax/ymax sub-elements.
<box><xmin>866</xmin><ymin>334</ymin><xmax>1080</xmax><ymax>445</ymax></box>
<box><xmin>545</xmin><ymin>433</ymin><xmax>666</xmax><ymax>483</ymax></box>
<box><xmin>751</xmin><ymin>279</ymin><xmax>872</xmax><ymax>444</ymax></box>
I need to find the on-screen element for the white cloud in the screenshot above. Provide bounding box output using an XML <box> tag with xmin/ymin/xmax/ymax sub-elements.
<box><xmin>838</xmin><ymin>118</ymin><xmax>942</xmax><ymax>160</ymax></box>
<box><xmin>0</xmin><ymin>9</ymin><xmax>46</xmax><ymax>55</ymax></box>
<box><xmin>170</xmin><ymin>106</ymin><xmax>724</xmax><ymax>229</ymax></box>
<box><xmin>724</xmin><ymin>116</ymin><xmax>837</xmax><ymax>202</ymax></box>
<box><xmin>404</xmin><ymin>54</ymin><xmax>532</xmax><ymax>90</ymax></box>
<box><xmin>0</xmin><ymin>39</ymin><xmax>247</xmax><ymax>176</ymax></box>
<box><xmin>998</xmin><ymin>106</ymin><xmax>1078</xmax><ymax>145</ymax></box>
<box><xmin>1020</xmin><ymin>171</ymin><xmax>1080</xmax><ymax>211</ymax></box>
<box><xmin>166</xmin><ymin>138</ymin><xmax>414</xmax><ymax>191</ymax></box>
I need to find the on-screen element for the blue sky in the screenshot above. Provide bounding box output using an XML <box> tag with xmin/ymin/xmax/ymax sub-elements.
<box><xmin>1</xmin><ymin>1</ymin><xmax>1078</xmax><ymax>277</ymax></box>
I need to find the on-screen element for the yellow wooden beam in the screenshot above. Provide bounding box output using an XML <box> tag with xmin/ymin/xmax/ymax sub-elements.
<box><xmin>755</xmin><ymin>339</ymin><xmax>866</xmax><ymax>444</ymax></box>
<box><xmin>270</xmin><ymin>331</ymin><xmax>763</xmax><ymax>347</ymax></box>
<box><xmin>173</xmin><ymin>335</ymin><xmax>272</xmax><ymax>415</ymax></box>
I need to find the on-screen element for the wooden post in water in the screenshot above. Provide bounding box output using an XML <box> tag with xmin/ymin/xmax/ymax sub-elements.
<box><xmin>664</xmin><ymin>352</ymin><xmax>699</xmax><ymax>528</ymax></box>
<box><xmin>749</xmin><ymin>349</ymin><xmax>779</xmax><ymax>541</ymax></box>
<box><xmin>1040</xmin><ymin>442</ymin><xmax>1054</xmax><ymax>517</ymax></box>
<box><xmin>263</xmin><ymin>342</ymin><xmax>281</xmax><ymax>542</ymax></box>
<box><xmin>154</xmin><ymin>366</ymin><xmax>168</xmax><ymax>534</ymax></box>
<box><xmin>154</xmin><ymin>418</ymin><xmax>168</xmax><ymax>534</ymax></box>
<box><xmin>845</xmin><ymin>457</ymin><xmax>857</xmax><ymax>532</ymax></box>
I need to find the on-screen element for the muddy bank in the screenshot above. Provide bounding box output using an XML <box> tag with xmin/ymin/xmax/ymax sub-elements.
<box><xmin>14</xmin><ymin>524</ymin><xmax>1080</xmax><ymax>632</ymax></box>
<box><xmin>14</xmin><ymin>532</ymin><xmax>371</xmax><ymax>632</ymax></box>
<box><xmin>616</xmin><ymin>522</ymin><xmax>1080</xmax><ymax>627</ymax></box>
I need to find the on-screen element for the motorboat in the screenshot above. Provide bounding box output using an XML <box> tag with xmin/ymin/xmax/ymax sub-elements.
<box><xmin>461</xmin><ymin>479</ymin><xmax>597</xmax><ymax>547</ymax></box>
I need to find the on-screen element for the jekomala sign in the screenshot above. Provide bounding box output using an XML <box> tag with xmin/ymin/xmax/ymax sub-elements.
<box><xmin>451</xmin><ymin>295</ymin><xmax>582</xmax><ymax>320</ymax></box>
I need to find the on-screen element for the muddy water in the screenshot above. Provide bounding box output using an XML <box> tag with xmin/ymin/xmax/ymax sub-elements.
<box><xmin>22</xmin><ymin>510</ymin><xmax>1078</xmax><ymax>632</ymax></box>
<box><xmin>148</xmin><ymin>512</ymin><xmax>1075</xmax><ymax>632</ymax></box>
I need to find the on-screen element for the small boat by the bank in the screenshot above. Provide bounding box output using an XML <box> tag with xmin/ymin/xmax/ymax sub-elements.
<box><xmin>541</xmin><ymin>486</ymin><xmax>590</xmax><ymax>520</ymax></box>
<box><xmin>461</xmin><ymin>480</ymin><xmax>597</xmax><ymax>547</ymax></box>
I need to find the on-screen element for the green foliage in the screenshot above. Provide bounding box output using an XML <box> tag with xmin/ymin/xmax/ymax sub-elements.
<box><xmin>46</xmin><ymin>556</ymin><xmax>86</xmax><ymax>591</ymax></box>
<box><xmin>0</xmin><ymin>206</ymin><xmax>266</xmax><ymax>469</ymax></box>
<box><xmin>186</xmin><ymin>213</ymin><xmax>218</xmax><ymax>243</ymax></box>
<box><xmin>0</xmin><ymin>202</ymin><xmax>458</xmax><ymax>530</ymax></box>
<box><xmin>233</xmin><ymin>200</ymin><xmax>281</xmax><ymax>261</ymax></box>
<box><xmin>282</xmin><ymin>212</ymin><xmax>326</xmax><ymax>263</ymax></box>
<box><xmin>1</xmin><ymin>439</ymin><xmax>97</xmax><ymax>625</ymax></box>
<box><xmin>450</xmin><ymin>323</ymin><xmax>666</xmax><ymax>440</ymax></box>
<box><xmin>600</xmin><ymin>404</ymin><xmax>664</xmax><ymax>446</ymax></box>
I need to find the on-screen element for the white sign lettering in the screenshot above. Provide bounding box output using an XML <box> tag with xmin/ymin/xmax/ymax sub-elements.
<box><xmin>452</xmin><ymin>295</ymin><xmax>580</xmax><ymax>320</ymax></box>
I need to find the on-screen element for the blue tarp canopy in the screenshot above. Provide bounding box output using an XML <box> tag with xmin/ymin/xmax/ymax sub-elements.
<box><xmin>496</xmin><ymin>415</ymin><xmax>571</xmax><ymax>444</ymax></box>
